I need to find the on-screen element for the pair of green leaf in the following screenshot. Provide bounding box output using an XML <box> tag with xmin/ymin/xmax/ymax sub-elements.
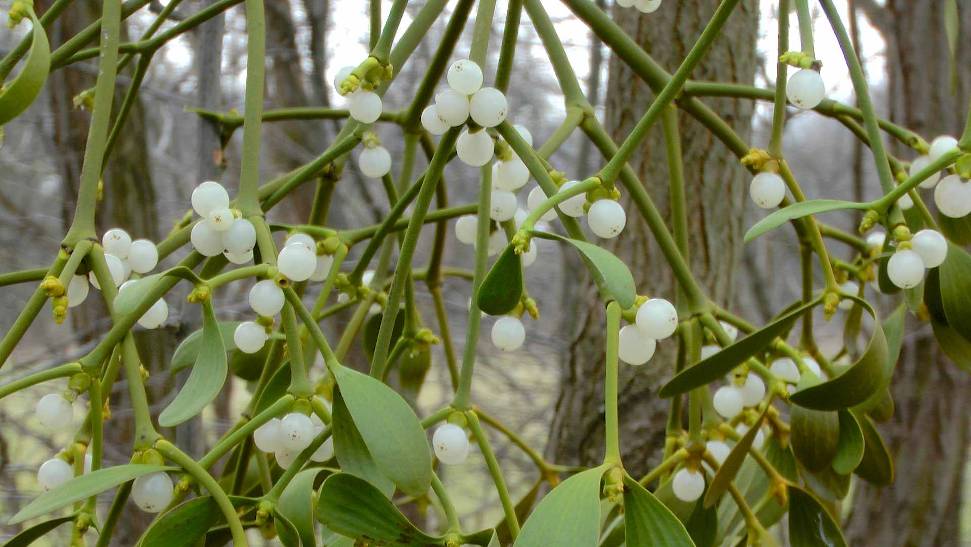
<box><xmin>138</xmin><ymin>494</ymin><xmax>259</xmax><ymax>546</ymax></box>
<box><xmin>0</xmin><ymin>7</ymin><xmax>50</xmax><ymax>126</ymax></box>
<box><xmin>791</xmin><ymin>404</ymin><xmax>866</xmax><ymax>476</ymax></box>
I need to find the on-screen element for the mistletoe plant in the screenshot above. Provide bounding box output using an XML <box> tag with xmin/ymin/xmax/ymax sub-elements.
<box><xmin>1</xmin><ymin>0</ymin><xmax>970</xmax><ymax>545</ymax></box>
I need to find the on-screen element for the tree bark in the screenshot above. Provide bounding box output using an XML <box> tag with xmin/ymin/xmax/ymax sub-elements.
<box><xmin>547</xmin><ymin>0</ymin><xmax>759</xmax><ymax>475</ymax></box>
<box><xmin>843</xmin><ymin>2</ymin><xmax>971</xmax><ymax>545</ymax></box>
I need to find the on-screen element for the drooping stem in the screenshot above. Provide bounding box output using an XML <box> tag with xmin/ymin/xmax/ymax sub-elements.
<box><xmin>466</xmin><ymin>411</ymin><xmax>520</xmax><ymax>539</ymax></box>
<box><xmin>769</xmin><ymin>0</ymin><xmax>791</xmax><ymax>156</ymax></box>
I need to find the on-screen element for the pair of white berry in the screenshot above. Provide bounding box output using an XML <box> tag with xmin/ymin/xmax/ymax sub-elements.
<box><xmin>616</xmin><ymin>0</ymin><xmax>662</xmax><ymax>13</ymax></box>
<box><xmin>712</xmin><ymin>372</ymin><xmax>767</xmax><ymax>420</ymax></box>
<box><xmin>548</xmin><ymin>181</ymin><xmax>628</xmax><ymax>239</ymax></box>
<box><xmin>190</xmin><ymin>181</ymin><xmax>257</xmax><ymax>264</ymax></box>
<box><xmin>432</xmin><ymin>423</ymin><xmax>470</xmax><ymax>465</ymax></box>
<box><xmin>886</xmin><ymin>229</ymin><xmax>948</xmax><ymax>289</ymax></box>
<box><xmin>84</xmin><ymin>229</ymin><xmax>159</xmax><ymax>305</ymax></box>
<box><xmin>617</xmin><ymin>298</ymin><xmax>678</xmax><ymax>366</ymax></box>
<box><xmin>253</xmin><ymin>411</ymin><xmax>334</xmax><ymax>465</ymax></box>
<box><xmin>335</xmin><ymin>65</ymin><xmax>383</xmax><ymax>124</ymax></box>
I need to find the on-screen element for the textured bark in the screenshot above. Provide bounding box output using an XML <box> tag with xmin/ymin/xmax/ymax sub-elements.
<box><xmin>547</xmin><ymin>1</ymin><xmax>758</xmax><ymax>475</ymax></box>
<box><xmin>842</xmin><ymin>2</ymin><xmax>971</xmax><ymax>545</ymax></box>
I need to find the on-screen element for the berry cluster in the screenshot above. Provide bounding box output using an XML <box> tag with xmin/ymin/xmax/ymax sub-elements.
<box><xmin>190</xmin><ymin>181</ymin><xmax>257</xmax><ymax>263</ymax></box>
<box><xmin>336</xmin><ymin>65</ymin><xmax>383</xmax><ymax>124</ymax></box>
<box><xmin>253</xmin><ymin>408</ymin><xmax>333</xmax><ymax>467</ymax></box>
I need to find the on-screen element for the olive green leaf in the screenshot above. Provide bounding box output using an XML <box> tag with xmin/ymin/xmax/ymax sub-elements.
<box><xmin>938</xmin><ymin>243</ymin><xmax>971</xmax><ymax>342</ymax></box>
<box><xmin>159</xmin><ymin>301</ymin><xmax>228</xmax><ymax>427</ymax></box>
<box><xmin>278</xmin><ymin>468</ymin><xmax>324</xmax><ymax>547</ymax></box>
<box><xmin>660</xmin><ymin>298</ymin><xmax>820</xmax><ymax>397</ymax></box>
<box><xmin>623</xmin><ymin>475</ymin><xmax>695</xmax><ymax>546</ymax></box>
<box><xmin>9</xmin><ymin>465</ymin><xmax>172</xmax><ymax>524</ymax></box>
<box><xmin>932</xmin><ymin>320</ymin><xmax>971</xmax><ymax>372</ymax></box>
<box><xmin>788</xmin><ymin>486</ymin><xmax>847</xmax><ymax>547</ymax></box>
<box><xmin>274</xmin><ymin>510</ymin><xmax>301</xmax><ymax>547</ymax></box>
<box><xmin>790</xmin><ymin>406</ymin><xmax>840</xmax><ymax>472</ymax></box>
<box><xmin>477</xmin><ymin>244</ymin><xmax>524</xmax><ymax>315</ymax></box>
<box><xmin>704</xmin><ymin>410</ymin><xmax>767</xmax><ymax>508</ymax></box>
<box><xmin>0</xmin><ymin>8</ymin><xmax>51</xmax><ymax>126</ymax></box>
<box><xmin>330</xmin><ymin>391</ymin><xmax>395</xmax><ymax>497</ymax></box>
<box><xmin>3</xmin><ymin>515</ymin><xmax>75</xmax><ymax>547</ymax></box>
<box><xmin>853</xmin><ymin>412</ymin><xmax>894</xmax><ymax>486</ymax></box>
<box><xmin>513</xmin><ymin>465</ymin><xmax>609</xmax><ymax>547</ymax></box>
<box><xmin>790</xmin><ymin>298</ymin><xmax>889</xmax><ymax>410</ymax></box>
<box><xmin>831</xmin><ymin>409</ymin><xmax>865</xmax><ymax>475</ymax></box>
<box><xmin>937</xmin><ymin>213</ymin><xmax>971</xmax><ymax>246</ymax></box>
<box><xmin>316</xmin><ymin>473</ymin><xmax>444</xmax><ymax>545</ymax></box>
<box><xmin>530</xmin><ymin>232</ymin><xmax>636</xmax><ymax>308</ymax></box>
<box><xmin>139</xmin><ymin>496</ymin><xmax>224</xmax><ymax>547</ymax></box>
<box><xmin>744</xmin><ymin>200</ymin><xmax>867</xmax><ymax>243</ymax></box>
<box><xmin>171</xmin><ymin>321</ymin><xmax>241</xmax><ymax>371</ymax></box>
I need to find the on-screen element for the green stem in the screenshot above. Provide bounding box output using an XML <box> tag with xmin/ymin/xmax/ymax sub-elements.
<box><xmin>466</xmin><ymin>411</ymin><xmax>520</xmax><ymax>539</ymax></box>
<box><xmin>94</xmin><ymin>482</ymin><xmax>131</xmax><ymax>547</ymax></box>
<box><xmin>0</xmin><ymin>252</ymin><xmax>68</xmax><ymax>369</ymax></box>
<box><xmin>431</xmin><ymin>473</ymin><xmax>462</xmax><ymax>532</ymax></box>
<box><xmin>523</xmin><ymin>0</ymin><xmax>588</xmax><ymax>105</ymax></box>
<box><xmin>371</xmin><ymin>0</ymin><xmax>409</xmax><ymax>62</ymax></box>
<box><xmin>494</xmin><ymin>0</ymin><xmax>523</xmax><ymax>92</ymax></box>
<box><xmin>281</xmin><ymin>303</ymin><xmax>313</xmax><ymax>397</ymax></box>
<box><xmin>769</xmin><ymin>0</ymin><xmax>790</xmax><ymax>156</ymax></box>
<box><xmin>661</xmin><ymin>106</ymin><xmax>689</xmax><ymax>308</ymax></box>
<box><xmin>604</xmin><ymin>301</ymin><xmax>622</xmax><ymax>464</ymax></box>
<box><xmin>199</xmin><ymin>396</ymin><xmax>293</xmax><ymax>469</ymax></box>
<box><xmin>237</xmin><ymin>0</ymin><xmax>266</xmax><ymax>214</ymax></box>
<box><xmin>285</xmin><ymin>288</ymin><xmax>340</xmax><ymax>370</ymax></box>
<box><xmin>794</xmin><ymin>0</ymin><xmax>815</xmax><ymax>58</ymax></box>
<box><xmin>639</xmin><ymin>448</ymin><xmax>688</xmax><ymax>487</ymax></box>
<box><xmin>0</xmin><ymin>268</ymin><xmax>48</xmax><ymax>287</ymax></box>
<box><xmin>0</xmin><ymin>362</ymin><xmax>82</xmax><ymax>400</ymax></box>
<box><xmin>469</xmin><ymin>0</ymin><xmax>497</xmax><ymax>66</ymax></box>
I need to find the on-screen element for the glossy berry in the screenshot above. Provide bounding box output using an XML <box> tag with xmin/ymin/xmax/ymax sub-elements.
<box><xmin>347</xmin><ymin>90</ymin><xmax>382</xmax><ymax>124</ymax></box>
<box><xmin>102</xmin><ymin>228</ymin><xmax>132</xmax><ymax>258</ymax></box>
<box><xmin>421</xmin><ymin>105</ymin><xmax>449</xmax><ymax>135</ymax></box>
<box><xmin>456</xmin><ymin>128</ymin><xmax>494</xmax><ymax>166</ymax></box>
<box><xmin>706</xmin><ymin>440</ymin><xmax>731</xmax><ymax>466</ymax></box>
<box><xmin>36</xmin><ymin>393</ymin><xmax>74</xmax><ymax>430</ymax></box>
<box><xmin>618</xmin><ymin>325</ymin><xmax>656</xmax><ymax>365</ymax></box>
<box><xmin>275</xmin><ymin>449</ymin><xmax>298</xmax><ymax>468</ymax></box>
<box><xmin>713</xmin><ymin>386</ymin><xmax>744</xmax><ymax>419</ymax></box>
<box><xmin>934</xmin><ymin>175</ymin><xmax>971</xmax><ymax>218</ymax></box>
<box><xmin>494</xmin><ymin>157</ymin><xmax>530</xmax><ymax>191</ymax></box>
<box><xmin>469</xmin><ymin>87</ymin><xmax>508</xmax><ymax>127</ymax></box>
<box><xmin>866</xmin><ymin>231</ymin><xmax>886</xmax><ymax>251</ymax></box>
<box><xmin>491</xmin><ymin>316</ymin><xmax>525</xmax><ymax>351</ymax></box>
<box><xmin>132</xmin><ymin>472</ymin><xmax>174</xmax><ymax>513</ymax></box>
<box><xmin>910</xmin><ymin>229</ymin><xmax>948</xmax><ymax>268</ymax></box>
<box><xmin>635</xmin><ymin>298</ymin><xmax>678</xmax><ymax>340</ymax></box>
<box><xmin>278</xmin><ymin>244</ymin><xmax>318</xmax><ymax>282</ymax></box>
<box><xmin>770</xmin><ymin>357</ymin><xmax>799</xmax><ymax>383</ymax></box>
<box><xmin>285</xmin><ymin>233</ymin><xmax>316</xmax><ymax>252</ymax></box>
<box><xmin>222</xmin><ymin>219</ymin><xmax>256</xmax><ymax>255</ymax></box>
<box><xmin>309</xmin><ymin>254</ymin><xmax>335</xmax><ymax>282</ymax></box>
<box><xmin>617</xmin><ymin>0</ymin><xmax>636</xmax><ymax>6</ymax></box>
<box><xmin>206</xmin><ymin>207</ymin><xmax>235</xmax><ymax>232</ymax></box>
<box><xmin>521</xmin><ymin>240</ymin><xmax>538</xmax><ymax>268</ymax></box>
<box><xmin>333</xmin><ymin>65</ymin><xmax>354</xmax><ymax>92</ymax></box>
<box><xmin>928</xmin><ymin>135</ymin><xmax>958</xmax><ymax>162</ymax></box>
<box><xmin>635</xmin><ymin>0</ymin><xmax>662</xmax><ymax>13</ymax></box>
<box><xmin>358</xmin><ymin>146</ymin><xmax>392</xmax><ymax>178</ymax></box>
<box><xmin>67</xmin><ymin>274</ymin><xmax>89</xmax><ymax>308</ymax></box>
<box><xmin>224</xmin><ymin>249</ymin><xmax>253</xmax><ymax>265</ymax></box>
<box><xmin>433</xmin><ymin>423</ymin><xmax>470</xmax><ymax>465</ymax></box>
<box><xmin>490</xmin><ymin>190</ymin><xmax>518</xmax><ymax>222</ymax></box>
<box><xmin>887</xmin><ymin>249</ymin><xmax>925</xmax><ymax>289</ymax></box>
<box><xmin>249</xmin><ymin>280</ymin><xmax>285</xmax><ymax>316</ymax></box>
<box><xmin>749</xmin><ymin>172</ymin><xmax>786</xmax><ymax>209</ymax></box>
<box><xmin>838</xmin><ymin>281</ymin><xmax>859</xmax><ymax>310</ymax></box>
<box><xmin>137</xmin><ymin>298</ymin><xmax>168</xmax><ymax>329</ymax></box>
<box><xmin>191</xmin><ymin>181</ymin><xmax>230</xmax><ymax>217</ymax></box>
<box><xmin>786</xmin><ymin>69</ymin><xmax>825</xmax><ymax>109</ymax></box>
<box><xmin>435</xmin><ymin>89</ymin><xmax>470</xmax><ymax>126</ymax></box>
<box><xmin>447</xmin><ymin>59</ymin><xmax>483</xmax><ymax>95</ymax></box>
<box><xmin>311</xmin><ymin>437</ymin><xmax>335</xmax><ymax>462</ymax></box>
<box><xmin>37</xmin><ymin>458</ymin><xmax>73</xmax><ymax>491</ymax></box>
<box><xmin>234</xmin><ymin>321</ymin><xmax>267</xmax><ymax>354</ymax></box>
<box><xmin>910</xmin><ymin>155</ymin><xmax>941</xmax><ymax>189</ymax></box>
<box><xmin>671</xmin><ymin>468</ymin><xmax>705</xmax><ymax>502</ymax></box>
<box><xmin>897</xmin><ymin>193</ymin><xmax>914</xmax><ymax>211</ymax></box>
<box><xmin>254</xmin><ymin>418</ymin><xmax>283</xmax><ymax>452</ymax></box>
<box><xmin>739</xmin><ymin>374</ymin><xmax>765</xmax><ymax>407</ymax></box>
<box><xmin>557</xmin><ymin>180</ymin><xmax>587</xmax><ymax>217</ymax></box>
<box><xmin>527</xmin><ymin>186</ymin><xmax>557</xmax><ymax>222</ymax></box>
<box><xmin>514</xmin><ymin>124</ymin><xmax>533</xmax><ymax>146</ymax></box>
<box><xmin>280</xmin><ymin>412</ymin><xmax>315</xmax><ymax>451</ymax></box>
<box><xmin>455</xmin><ymin>215</ymin><xmax>478</xmax><ymax>245</ymax></box>
<box><xmin>127</xmin><ymin>239</ymin><xmax>158</xmax><ymax>274</ymax></box>
<box><xmin>190</xmin><ymin>220</ymin><xmax>225</xmax><ymax>257</ymax></box>
<box><xmin>89</xmin><ymin>253</ymin><xmax>127</xmax><ymax>289</ymax></box>
<box><xmin>587</xmin><ymin>199</ymin><xmax>626</xmax><ymax>239</ymax></box>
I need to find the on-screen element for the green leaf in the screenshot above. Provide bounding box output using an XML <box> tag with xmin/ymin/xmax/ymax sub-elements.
<box><xmin>495</xmin><ymin>479</ymin><xmax>542</xmax><ymax>545</ymax></box>
<box><xmin>937</xmin><ymin>213</ymin><xmax>971</xmax><ymax>246</ymax></box>
<box><xmin>171</xmin><ymin>321</ymin><xmax>241</xmax><ymax>371</ymax></box>
<box><xmin>831</xmin><ymin>410</ymin><xmax>865</xmax><ymax>475</ymax></box>
<box><xmin>159</xmin><ymin>302</ymin><xmax>228</xmax><ymax>427</ymax></box>
<box><xmin>787</xmin><ymin>486</ymin><xmax>847</xmax><ymax>547</ymax></box>
<box><xmin>2</xmin><ymin>515</ymin><xmax>75</xmax><ymax>546</ymax></box>
<box><xmin>704</xmin><ymin>411</ymin><xmax>766</xmax><ymax>508</ymax></box>
<box><xmin>330</xmin><ymin>390</ymin><xmax>395</xmax><ymax>496</ymax></box>
<box><xmin>660</xmin><ymin>299</ymin><xmax>820</xmax><ymax>397</ymax></box>
<box><xmin>932</xmin><ymin>320</ymin><xmax>971</xmax><ymax>372</ymax></box>
<box><xmin>685</xmin><ymin>500</ymin><xmax>718</xmax><ymax>547</ymax></box>
<box><xmin>790</xmin><ymin>299</ymin><xmax>889</xmax><ymax>410</ymax></box>
<box><xmin>278</xmin><ymin>468</ymin><xmax>323</xmax><ymax>547</ymax></box>
<box><xmin>623</xmin><ymin>475</ymin><xmax>695</xmax><ymax>546</ymax></box>
<box><xmin>513</xmin><ymin>465</ymin><xmax>608</xmax><ymax>547</ymax></box>
<box><xmin>0</xmin><ymin>9</ymin><xmax>51</xmax><ymax>126</ymax></box>
<box><xmin>274</xmin><ymin>510</ymin><xmax>301</xmax><ymax>547</ymax></box>
<box><xmin>362</xmin><ymin>310</ymin><xmax>404</xmax><ymax>359</ymax></box>
<box><xmin>924</xmin><ymin>267</ymin><xmax>948</xmax><ymax>324</ymax></box>
<box><xmin>938</xmin><ymin>243</ymin><xmax>971</xmax><ymax>342</ymax></box>
<box><xmin>333</xmin><ymin>366</ymin><xmax>432</xmax><ymax>496</ymax></box>
<box><xmin>531</xmin><ymin>232</ymin><xmax>636</xmax><ymax>308</ymax></box>
<box><xmin>139</xmin><ymin>496</ymin><xmax>224</xmax><ymax>547</ymax></box>
<box><xmin>945</xmin><ymin>0</ymin><xmax>960</xmax><ymax>94</ymax></box>
<box><xmin>397</xmin><ymin>344</ymin><xmax>431</xmax><ymax>407</ymax></box>
<box><xmin>790</xmin><ymin>405</ymin><xmax>840</xmax><ymax>472</ymax></box>
<box><xmin>9</xmin><ymin>465</ymin><xmax>172</xmax><ymax>524</ymax></box>
<box><xmin>477</xmin><ymin>244</ymin><xmax>524</xmax><ymax>315</ymax></box>
<box><xmin>853</xmin><ymin>412</ymin><xmax>894</xmax><ymax>486</ymax></box>
<box><xmin>316</xmin><ymin>473</ymin><xmax>443</xmax><ymax>545</ymax></box>
<box><xmin>253</xmin><ymin>364</ymin><xmax>291</xmax><ymax>415</ymax></box>
<box><xmin>114</xmin><ymin>273</ymin><xmax>166</xmax><ymax>317</ymax></box>
<box><xmin>744</xmin><ymin>200</ymin><xmax>867</xmax><ymax>242</ymax></box>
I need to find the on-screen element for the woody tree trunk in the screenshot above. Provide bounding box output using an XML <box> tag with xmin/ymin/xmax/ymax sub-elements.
<box><xmin>547</xmin><ymin>0</ymin><xmax>759</xmax><ymax>475</ymax></box>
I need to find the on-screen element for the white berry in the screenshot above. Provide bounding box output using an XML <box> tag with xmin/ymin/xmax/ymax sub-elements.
<box><xmin>587</xmin><ymin>199</ymin><xmax>626</xmax><ymax>239</ymax></box>
<box><xmin>127</xmin><ymin>239</ymin><xmax>158</xmax><ymax>274</ymax></box>
<box><xmin>719</xmin><ymin>321</ymin><xmax>738</xmax><ymax>342</ymax></box>
<box><xmin>490</xmin><ymin>190</ymin><xmax>518</xmax><ymax>221</ymax></box>
<box><xmin>521</xmin><ymin>240</ymin><xmax>538</xmax><ymax>268</ymax></box>
<box><xmin>934</xmin><ymin>175</ymin><xmax>971</xmax><ymax>218</ymax></box>
<box><xmin>911</xmin><ymin>229</ymin><xmax>948</xmax><ymax>268</ymax></box>
<box><xmin>137</xmin><ymin>298</ymin><xmax>168</xmax><ymax>329</ymax></box>
<box><xmin>928</xmin><ymin>135</ymin><xmax>958</xmax><ymax>162</ymax></box>
<box><xmin>635</xmin><ymin>0</ymin><xmax>662</xmax><ymax>13</ymax></box>
<box><xmin>514</xmin><ymin>124</ymin><xmax>533</xmax><ymax>146</ymax></box>
<box><xmin>278</xmin><ymin>244</ymin><xmax>318</xmax><ymax>282</ymax></box>
<box><xmin>447</xmin><ymin>59</ymin><xmax>483</xmax><ymax>95</ymax></box>
<box><xmin>487</xmin><ymin>229</ymin><xmax>505</xmax><ymax>256</ymax></box>
<box><xmin>910</xmin><ymin>155</ymin><xmax>941</xmax><ymax>189</ymax></box>
<box><xmin>749</xmin><ymin>172</ymin><xmax>786</xmax><ymax>209</ymax></box>
<box><xmin>275</xmin><ymin>448</ymin><xmax>298</xmax><ymax>468</ymax></box>
<box><xmin>254</xmin><ymin>418</ymin><xmax>283</xmax><ymax>453</ymax></box>
<box><xmin>770</xmin><ymin>357</ymin><xmax>799</xmax><ymax>383</ymax></box>
<box><xmin>897</xmin><ymin>192</ymin><xmax>914</xmax><ymax>210</ymax></box>
<box><xmin>358</xmin><ymin>146</ymin><xmax>392</xmax><ymax>178</ymax></box>
<box><xmin>671</xmin><ymin>468</ymin><xmax>705</xmax><ymax>502</ymax></box>
<box><xmin>433</xmin><ymin>423</ymin><xmax>470</xmax><ymax>465</ymax></box>
<box><xmin>280</xmin><ymin>412</ymin><xmax>315</xmax><ymax>451</ymax></box>
<box><xmin>222</xmin><ymin>219</ymin><xmax>256</xmax><ymax>255</ymax></box>
<box><xmin>191</xmin><ymin>220</ymin><xmax>225</xmax><ymax>257</ymax></box>
<box><xmin>234</xmin><ymin>321</ymin><xmax>267</xmax><ymax>354</ymax></box>
<box><xmin>456</xmin><ymin>128</ymin><xmax>494</xmax><ymax>166</ymax></box>
<box><xmin>739</xmin><ymin>374</ymin><xmax>765</xmax><ymax>407</ymax></box>
<box><xmin>285</xmin><ymin>233</ymin><xmax>316</xmax><ymax>253</ymax></box>
<box><xmin>866</xmin><ymin>230</ymin><xmax>886</xmax><ymax>251</ymax></box>
<box><xmin>224</xmin><ymin>249</ymin><xmax>253</xmax><ymax>265</ymax></box>
<box><xmin>421</xmin><ymin>105</ymin><xmax>449</xmax><ymax>136</ymax></box>
<box><xmin>700</xmin><ymin>345</ymin><xmax>720</xmax><ymax>360</ymax></box>
<box><xmin>35</xmin><ymin>394</ymin><xmax>74</xmax><ymax>431</ymax></box>
<box><xmin>191</xmin><ymin>181</ymin><xmax>230</xmax><ymax>217</ymax></box>
<box><xmin>494</xmin><ymin>157</ymin><xmax>530</xmax><ymax>191</ymax></box>
<box><xmin>838</xmin><ymin>281</ymin><xmax>859</xmax><ymax>310</ymax></box>
<box><xmin>333</xmin><ymin>65</ymin><xmax>354</xmax><ymax>93</ymax></box>
<box><xmin>635</xmin><ymin>298</ymin><xmax>678</xmax><ymax>339</ymax></box>
<box><xmin>206</xmin><ymin>207</ymin><xmax>235</xmax><ymax>232</ymax></box>
<box><xmin>469</xmin><ymin>87</ymin><xmax>508</xmax><ymax>128</ymax></box>
<box><xmin>455</xmin><ymin>215</ymin><xmax>478</xmax><ymax>245</ymax></box>
<box><xmin>131</xmin><ymin>472</ymin><xmax>174</xmax><ymax>513</ymax></box>
<box><xmin>309</xmin><ymin>254</ymin><xmax>335</xmax><ymax>282</ymax></box>
<box><xmin>491</xmin><ymin>316</ymin><xmax>525</xmax><ymax>351</ymax></box>
<box><xmin>249</xmin><ymin>280</ymin><xmax>285</xmax><ymax>316</ymax></box>
<box><xmin>89</xmin><ymin>253</ymin><xmax>127</xmax><ymax>289</ymax></box>
<box><xmin>527</xmin><ymin>186</ymin><xmax>557</xmax><ymax>222</ymax></box>
<box><xmin>37</xmin><ymin>458</ymin><xmax>73</xmax><ymax>491</ymax></box>
<box><xmin>618</xmin><ymin>325</ymin><xmax>656</xmax><ymax>365</ymax></box>
<box><xmin>705</xmin><ymin>440</ymin><xmax>731</xmax><ymax>466</ymax></box>
<box><xmin>786</xmin><ymin>69</ymin><xmax>825</xmax><ymax>109</ymax></box>
<box><xmin>713</xmin><ymin>386</ymin><xmax>744</xmax><ymax>419</ymax></box>
<box><xmin>311</xmin><ymin>437</ymin><xmax>335</xmax><ymax>462</ymax></box>
<box><xmin>435</xmin><ymin>89</ymin><xmax>470</xmax><ymax>127</ymax></box>
<box><xmin>557</xmin><ymin>180</ymin><xmax>587</xmax><ymax>217</ymax></box>
<box><xmin>102</xmin><ymin>228</ymin><xmax>132</xmax><ymax>258</ymax></box>
<box><xmin>802</xmin><ymin>356</ymin><xmax>822</xmax><ymax>378</ymax></box>
<box><xmin>887</xmin><ymin>249</ymin><xmax>925</xmax><ymax>289</ymax></box>
<box><xmin>348</xmin><ymin>90</ymin><xmax>382</xmax><ymax>124</ymax></box>
<box><xmin>67</xmin><ymin>275</ymin><xmax>89</xmax><ymax>308</ymax></box>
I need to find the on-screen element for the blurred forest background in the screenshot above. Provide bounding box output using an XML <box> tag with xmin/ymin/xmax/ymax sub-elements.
<box><xmin>0</xmin><ymin>0</ymin><xmax>969</xmax><ymax>544</ymax></box>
